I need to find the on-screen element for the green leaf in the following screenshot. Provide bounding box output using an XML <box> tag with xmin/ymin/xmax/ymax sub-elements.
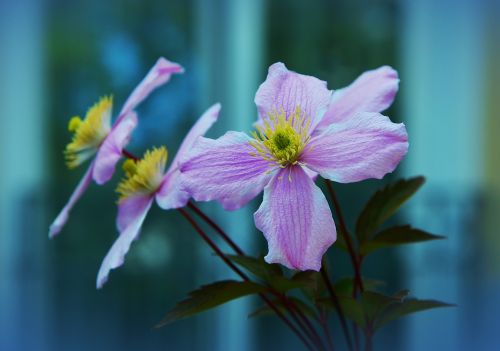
<box><xmin>361</xmin><ymin>290</ymin><xmax>409</xmax><ymax>321</ymax></box>
<box><xmin>360</xmin><ymin>225</ymin><xmax>444</xmax><ymax>255</ymax></box>
<box><xmin>226</xmin><ymin>254</ymin><xmax>282</xmax><ymax>281</ymax></box>
<box><xmin>157</xmin><ymin>280</ymin><xmax>267</xmax><ymax>327</ymax></box>
<box><xmin>374</xmin><ymin>298</ymin><xmax>454</xmax><ymax>330</ymax></box>
<box><xmin>316</xmin><ymin>295</ymin><xmax>366</xmax><ymax>327</ymax></box>
<box><xmin>333</xmin><ymin>277</ymin><xmax>385</xmax><ymax>297</ymax></box>
<box><xmin>356</xmin><ymin>176</ymin><xmax>425</xmax><ymax>241</ymax></box>
<box><xmin>249</xmin><ymin>297</ymin><xmax>317</xmax><ymax>319</ymax></box>
<box><xmin>292</xmin><ymin>271</ymin><xmax>326</xmax><ymax>298</ymax></box>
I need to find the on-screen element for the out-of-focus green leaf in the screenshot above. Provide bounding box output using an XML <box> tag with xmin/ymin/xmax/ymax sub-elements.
<box><xmin>333</xmin><ymin>277</ymin><xmax>385</xmax><ymax>297</ymax></box>
<box><xmin>292</xmin><ymin>271</ymin><xmax>326</xmax><ymax>298</ymax></box>
<box><xmin>226</xmin><ymin>254</ymin><xmax>282</xmax><ymax>280</ymax></box>
<box><xmin>356</xmin><ymin>176</ymin><xmax>425</xmax><ymax>241</ymax></box>
<box><xmin>333</xmin><ymin>228</ymin><xmax>349</xmax><ymax>252</ymax></box>
<box><xmin>360</xmin><ymin>225</ymin><xmax>444</xmax><ymax>255</ymax></box>
<box><xmin>316</xmin><ymin>296</ymin><xmax>366</xmax><ymax>327</ymax></box>
<box><xmin>374</xmin><ymin>298</ymin><xmax>454</xmax><ymax>329</ymax></box>
<box><xmin>249</xmin><ymin>296</ymin><xmax>317</xmax><ymax>319</ymax></box>
<box><xmin>157</xmin><ymin>280</ymin><xmax>267</xmax><ymax>327</ymax></box>
<box><xmin>361</xmin><ymin>290</ymin><xmax>409</xmax><ymax>321</ymax></box>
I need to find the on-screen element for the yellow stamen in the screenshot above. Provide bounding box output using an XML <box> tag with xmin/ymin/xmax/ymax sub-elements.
<box><xmin>116</xmin><ymin>146</ymin><xmax>168</xmax><ymax>202</ymax></box>
<box><xmin>249</xmin><ymin>106</ymin><xmax>311</xmax><ymax>169</ymax></box>
<box><xmin>64</xmin><ymin>96</ymin><xmax>113</xmax><ymax>169</ymax></box>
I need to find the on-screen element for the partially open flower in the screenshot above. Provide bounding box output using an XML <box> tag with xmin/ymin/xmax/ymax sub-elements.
<box><xmin>96</xmin><ymin>103</ymin><xmax>220</xmax><ymax>288</ymax></box>
<box><xmin>49</xmin><ymin>58</ymin><xmax>183</xmax><ymax>238</ymax></box>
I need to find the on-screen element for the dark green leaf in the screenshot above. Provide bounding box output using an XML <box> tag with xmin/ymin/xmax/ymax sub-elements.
<box><xmin>316</xmin><ymin>296</ymin><xmax>366</xmax><ymax>327</ymax></box>
<box><xmin>292</xmin><ymin>271</ymin><xmax>326</xmax><ymax>298</ymax></box>
<box><xmin>361</xmin><ymin>290</ymin><xmax>408</xmax><ymax>321</ymax></box>
<box><xmin>333</xmin><ymin>277</ymin><xmax>385</xmax><ymax>297</ymax></box>
<box><xmin>226</xmin><ymin>254</ymin><xmax>282</xmax><ymax>280</ymax></box>
<box><xmin>249</xmin><ymin>297</ymin><xmax>317</xmax><ymax>319</ymax></box>
<box><xmin>360</xmin><ymin>225</ymin><xmax>444</xmax><ymax>255</ymax></box>
<box><xmin>374</xmin><ymin>298</ymin><xmax>454</xmax><ymax>330</ymax></box>
<box><xmin>356</xmin><ymin>177</ymin><xmax>425</xmax><ymax>241</ymax></box>
<box><xmin>157</xmin><ymin>280</ymin><xmax>267</xmax><ymax>327</ymax></box>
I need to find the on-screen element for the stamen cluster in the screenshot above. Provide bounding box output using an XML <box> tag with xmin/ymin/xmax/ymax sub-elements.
<box><xmin>249</xmin><ymin>106</ymin><xmax>311</xmax><ymax>168</ymax></box>
<box><xmin>116</xmin><ymin>146</ymin><xmax>168</xmax><ymax>201</ymax></box>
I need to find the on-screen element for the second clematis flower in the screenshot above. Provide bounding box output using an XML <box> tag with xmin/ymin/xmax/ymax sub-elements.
<box><xmin>49</xmin><ymin>58</ymin><xmax>183</xmax><ymax>238</ymax></box>
<box><xmin>180</xmin><ymin>63</ymin><xmax>409</xmax><ymax>271</ymax></box>
<box><xmin>96</xmin><ymin>103</ymin><xmax>221</xmax><ymax>288</ymax></box>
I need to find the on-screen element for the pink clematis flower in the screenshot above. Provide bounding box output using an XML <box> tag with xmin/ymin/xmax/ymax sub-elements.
<box><xmin>180</xmin><ymin>63</ymin><xmax>408</xmax><ymax>271</ymax></box>
<box><xmin>49</xmin><ymin>58</ymin><xmax>183</xmax><ymax>238</ymax></box>
<box><xmin>96</xmin><ymin>103</ymin><xmax>221</xmax><ymax>288</ymax></box>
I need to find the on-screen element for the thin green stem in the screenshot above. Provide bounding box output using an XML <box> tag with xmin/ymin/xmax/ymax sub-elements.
<box><xmin>177</xmin><ymin>208</ymin><xmax>315</xmax><ymax>351</ymax></box>
<box><xmin>320</xmin><ymin>264</ymin><xmax>354</xmax><ymax>351</ymax></box>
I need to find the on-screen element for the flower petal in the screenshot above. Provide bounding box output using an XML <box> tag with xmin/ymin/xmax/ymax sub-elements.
<box><xmin>97</xmin><ymin>196</ymin><xmax>154</xmax><ymax>288</ymax></box>
<box><xmin>49</xmin><ymin>162</ymin><xmax>94</xmax><ymax>238</ymax></box>
<box><xmin>156</xmin><ymin>103</ymin><xmax>221</xmax><ymax>210</ymax></box>
<box><xmin>255</xmin><ymin>62</ymin><xmax>332</xmax><ymax>131</ymax></box>
<box><xmin>93</xmin><ymin>111</ymin><xmax>138</xmax><ymax>185</ymax></box>
<box><xmin>180</xmin><ymin>131</ymin><xmax>273</xmax><ymax>210</ymax></box>
<box><xmin>117</xmin><ymin>57</ymin><xmax>183</xmax><ymax>123</ymax></box>
<box><xmin>116</xmin><ymin>194</ymin><xmax>155</xmax><ymax>232</ymax></box>
<box><xmin>254</xmin><ymin>166</ymin><xmax>336</xmax><ymax>271</ymax></box>
<box><xmin>317</xmin><ymin>66</ymin><xmax>399</xmax><ymax>129</ymax></box>
<box><xmin>303</xmin><ymin>112</ymin><xmax>408</xmax><ymax>183</ymax></box>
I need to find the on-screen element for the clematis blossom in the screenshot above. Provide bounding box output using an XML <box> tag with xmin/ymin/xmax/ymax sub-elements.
<box><xmin>180</xmin><ymin>63</ymin><xmax>408</xmax><ymax>271</ymax></box>
<box><xmin>96</xmin><ymin>103</ymin><xmax>221</xmax><ymax>288</ymax></box>
<box><xmin>49</xmin><ymin>57</ymin><xmax>183</xmax><ymax>238</ymax></box>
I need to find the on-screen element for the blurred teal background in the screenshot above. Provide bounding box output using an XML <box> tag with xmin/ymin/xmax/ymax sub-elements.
<box><xmin>1</xmin><ymin>0</ymin><xmax>499</xmax><ymax>350</ymax></box>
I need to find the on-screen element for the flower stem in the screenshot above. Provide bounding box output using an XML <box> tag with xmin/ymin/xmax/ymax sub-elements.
<box><xmin>323</xmin><ymin>179</ymin><xmax>364</xmax><ymax>294</ymax></box>
<box><xmin>320</xmin><ymin>261</ymin><xmax>353</xmax><ymax>351</ymax></box>
<box><xmin>177</xmin><ymin>208</ymin><xmax>315</xmax><ymax>351</ymax></box>
<box><xmin>186</xmin><ymin>202</ymin><xmax>327</xmax><ymax>350</ymax></box>
<box><xmin>319</xmin><ymin>310</ymin><xmax>335</xmax><ymax>351</ymax></box>
<box><xmin>122</xmin><ymin>149</ymin><xmax>139</xmax><ymax>161</ymax></box>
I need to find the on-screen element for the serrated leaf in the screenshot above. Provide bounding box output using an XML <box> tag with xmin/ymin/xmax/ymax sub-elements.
<box><xmin>374</xmin><ymin>298</ymin><xmax>454</xmax><ymax>330</ymax></box>
<box><xmin>157</xmin><ymin>280</ymin><xmax>267</xmax><ymax>327</ymax></box>
<box><xmin>360</xmin><ymin>225</ymin><xmax>444</xmax><ymax>255</ymax></box>
<box><xmin>356</xmin><ymin>176</ymin><xmax>425</xmax><ymax>241</ymax></box>
<box><xmin>249</xmin><ymin>297</ymin><xmax>317</xmax><ymax>319</ymax></box>
<box><xmin>226</xmin><ymin>254</ymin><xmax>282</xmax><ymax>281</ymax></box>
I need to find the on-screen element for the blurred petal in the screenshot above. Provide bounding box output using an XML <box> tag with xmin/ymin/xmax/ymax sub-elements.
<box><xmin>303</xmin><ymin>112</ymin><xmax>408</xmax><ymax>183</ymax></box>
<box><xmin>156</xmin><ymin>103</ymin><xmax>221</xmax><ymax>210</ymax></box>
<box><xmin>117</xmin><ymin>57</ymin><xmax>183</xmax><ymax>122</ymax></box>
<box><xmin>49</xmin><ymin>162</ymin><xmax>94</xmax><ymax>238</ymax></box>
<box><xmin>93</xmin><ymin>111</ymin><xmax>138</xmax><ymax>185</ymax></box>
<box><xmin>117</xmin><ymin>194</ymin><xmax>154</xmax><ymax>232</ymax></box>
<box><xmin>317</xmin><ymin>66</ymin><xmax>399</xmax><ymax>129</ymax></box>
<box><xmin>180</xmin><ymin>131</ymin><xmax>273</xmax><ymax>210</ymax></box>
<box><xmin>254</xmin><ymin>166</ymin><xmax>336</xmax><ymax>271</ymax></box>
<box><xmin>170</xmin><ymin>103</ymin><xmax>221</xmax><ymax>171</ymax></box>
<box><xmin>97</xmin><ymin>196</ymin><xmax>154</xmax><ymax>289</ymax></box>
<box><xmin>255</xmin><ymin>62</ymin><xmax>331</xmax><ymax>131</ymax></box>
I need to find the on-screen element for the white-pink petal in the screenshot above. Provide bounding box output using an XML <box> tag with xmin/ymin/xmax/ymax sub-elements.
<box><xmin>317</xmin><ymin>66</ymin><xmax>399</xmax><ymax>129</ymax></box>
<box><xmin>254</xmin><ymin>166</ymin><xmax>336</xmax><ymax>271</ymax></box>
<box><xmin>49</xmin><ymin>162</ymin><xmax>95</xmax><ymax>238</ymax></box>
<box><xmin>255</xmin><ymin>62</ymin><xmax>332</xmax><ymax>132</ymax></box>
<box><xmin>180</xmin><ymin>131</ymin><xmax>273</xmax><ymax>210</ymax></box>
<box><xmin>303</xmin><ymin>112</ymin><xmax>408</xmax><ymax>183</ymax></box>
<box><xmin>97</xmin><ymin>196</ymin><xmax>154</xmax><ymax>288</ymax></box>
<box><xmin>93</xmin><ymin>111</ymin><xmax>138</xmax><ymax>185</ymax></box>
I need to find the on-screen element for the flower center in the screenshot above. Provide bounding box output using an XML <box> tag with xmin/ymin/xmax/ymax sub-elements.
<box><xmin>249</xmin><ymin>106</ymin><xmax>311</xmax><ymax>168</ymax></box>
<box><xmin>116</xmin><ymin>146</ymin><xmax>168</xmax><ymax>202</ymax></box>
<box><xmin>65</xmin><ymin>96</ymin><xmax>113</xmax><ymax>169</ymax></box>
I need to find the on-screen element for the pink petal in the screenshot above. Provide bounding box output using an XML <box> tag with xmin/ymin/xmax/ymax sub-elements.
<box><xmin>254</xmin><ymin>166</ymin><xmax>336</xmax><ymax>271</ymax></box>
<box><xmin>255</xmin><ymin>62</ymin><xmax>332</xmax><ymax>131</ymax></box>
<box><xmin>97</xmin><ymin>196</ymin><xmax>154</xmax><ymax>288</ymax></box>
<box><xmin>49</xmin><ymin>162</ymin><xmax>94</xmax><ymax>238</ymax></box>
<box><xmin>303</xmin><ymin>112</ymin><xmax>408</xmax><ymax>183</ymax></box>
<box><xmin>93</xmin><ymin>111</ymin><xmax>138</xmax><ymax>185</ymax></box>
<box><xmin>117</xmin><ymin>57</ymin><xmax>183</xmax><ymax>123</ymax></box>
<box><xmin>156</xmin><ymin>103</ymin><xmax>221</xmax><ymax>210</ymax></box>
<box><xmin>179</xmin><ymin>131</ymin><xmax>273</xmax><ymax>210</ymax></box>
<box><xmin>117</xmin><ymin>194</ymin><xmax>155</xmax><ymax>232</ymax></box>
<box><xmin>317</xmin><ymin>66</ymin><xmax>399</xmax><ymax>129</ymax></box>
